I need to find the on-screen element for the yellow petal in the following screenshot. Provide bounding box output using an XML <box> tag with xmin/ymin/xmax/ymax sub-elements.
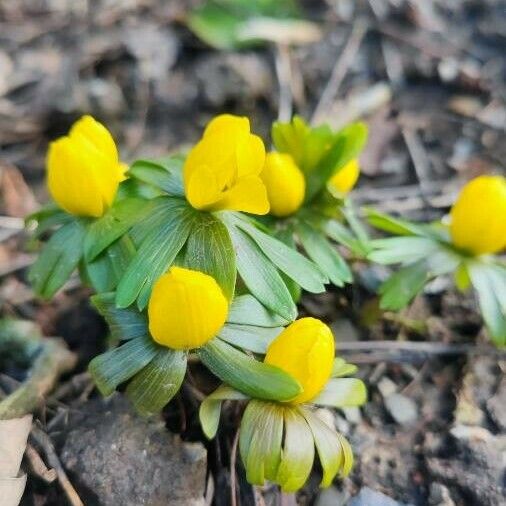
<box><xmin>450</xmin><ymin>175</ymin><xmax>506</xmax><ymax>255</ymax></box>
<box><xmin>264</xmin><ymin>318</ymin><xmax>335</xmax><ymax>404</ymax></box>
<box><xmin>261</xmin><ymin>152</ymin><xmax>305</xmax><ymax>217</ymax></box>
<box><xmin>46</xmin><ymin>116</ymin><xmax>124</xmax><ymax>217</ymax></box>
<box><xmin>328</xmin><ymin>159</ymin><xmax>360</xmax><ymax>195</ymax></box>
<box><xmin>148</xmin><ymin>267</ymin><xmax>228</xmax><ymax>350</ymax></box>
<box><xmin>47</xmin><ymin>137</ymin><xmax>105</xmax><ymax>217</ymax></box>
<box><xmin>203</xmin><ymin>114</ymin><xmax>250</xmax><ymax>139</ymax></box>
<box><xmin>184</xmin><ymin>163</ymin><xmax>224</xmax><ymax>210</ymax></box>
<box><xmin>210</xmin><ymin>175</ymin><xmax>270</xmax><ymax>214</ymax></box>
<box><xmin>236</xmin><ymin>134</ymin><xmax>266</xmax><ymax>178</ymax></box>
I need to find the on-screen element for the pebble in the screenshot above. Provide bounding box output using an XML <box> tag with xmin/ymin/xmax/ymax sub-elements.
<box><xmin>384</xmin><ymin>393</ymin><xmax>418</xmax><ymax>426</ymax></box>
<box><xmin>347</xmin><ymin>487</ymin><xmax>410</xmax><ymax>506</ymax></box>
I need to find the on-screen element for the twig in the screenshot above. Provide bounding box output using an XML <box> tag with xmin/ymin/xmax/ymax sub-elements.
<box><xmin>311</xmin><ymin>20</ymin><xmax>368</xmax><ymax>125</ymax></box>
<box><xmin>31</xmin><ymin>425</ymin><xmax>84</xmax><ymax>506</ymax></box>
<box><xmin>25</xmin><ymin>443</ymin><xmax>57</xmax><ymax>483</ymax></box>
<box><xmin>230</xmin><ymin>429</ymin><xmax>240</xmax><ymax>506</ymax></box>
<box><xmin>401</xmin><ymin>127</ymin><xmax>433</xmax><ymax>200</ymax></box>
<box><xmin>274</xmin><ymin>44</ymin><xmax>293</xmax><ymax>122</ymax></box>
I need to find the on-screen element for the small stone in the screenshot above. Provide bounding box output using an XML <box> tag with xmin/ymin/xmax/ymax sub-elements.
<box><xmin>315</xmin><ymin>486</ymin><xmax>348</xmax><ymax>506</ymax></box>
<box><xmin>60</xmin><ymin>394</ymin><xmax>207</xmax><ymax>506</ymax></box>
<box><xmin>384</xmin><ymin>393</ymin><xmax>418</xmax><ymax>426</ymax></box>
<box><xmin>347</xmin><ymin>487</ymin><xmax>408</xmax><ymax>506</ymax></box>
<box><xmin>377</xmin><ymin>377</ymin><xmax>397</xmax><ymax>398</ymax></box>
<box><xmin>428</xmin><ymin>483</ymin><xmax>456</xmax><ymax>506</ymax></box>
<box><xmin>342</xmin><ymin>407</ymin><xmax>362</xmax><ymax>425</ymax></box>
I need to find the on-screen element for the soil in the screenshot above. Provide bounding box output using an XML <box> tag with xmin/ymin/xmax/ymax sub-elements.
<box><xmin>0</xmin><ymin>1</ymin><xmax>505</xmax><ymax>505</ymax></box>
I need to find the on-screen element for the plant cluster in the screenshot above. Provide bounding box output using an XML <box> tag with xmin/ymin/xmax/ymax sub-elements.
<box><xmin>28</xmin><ymin>113</ymin><xmax>505</xmax><ymax>492</ymax></box>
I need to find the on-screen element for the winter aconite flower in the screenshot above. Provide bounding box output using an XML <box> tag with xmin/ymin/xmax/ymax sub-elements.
<box><xmin>450</xmin><ymin>175</ymin><xmax>506</xmax><ymax>255</ymax></box>
<box><xmin>148</xmin><ymin>267</ymin><xmax>228</xmax><ymax>350</ymax></box>
<box><xmin>47</xmin><ymin>115</ymin><xmax>126</xmax><ymax>217</ymax></box>
<box><xmin>183</xmin><ymin>114</ymin><xmax>269</xmax><ymax>214</ymax></box>
<box><xmin>264</xmin><ymin>317</ymin><xmax>335</xmax><ymax>403</ymax></box>
<box><xmin>261</xmin><ymin>152</ymin><xmax>306</xmax><ymax>217</ymax></box>
<box><xmin>328</xmin><ymin>158</ymin><xmax>360</xmax><ymax>196</ymax></box>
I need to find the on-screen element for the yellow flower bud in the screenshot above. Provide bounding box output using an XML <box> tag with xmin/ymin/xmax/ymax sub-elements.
<box><xmin>450</xmin><ymin>175</ymin><xmax>506</xmax><ymax>255</ymax></box>
<box><xmin>264</xmin><ymin>317</ymin><xmax>335</xmax><ymax>404</ymax></box>
<box><xmin>148</xmin><ymin>267</ymin><xmax>228</xmax><ymax>350</ymax></box>
<box><xmin>261</xmin><ymin>152</ymin><xmax>306</xmax><ymax>217</ymax></box>
<box><xmin>183</xmin><ymin>114</ymin><xmax>269</xmax><ymax>214</ymax></box>
<box><xmin>47</xmin><ymin>115</ymin><xmax>126</xmax><ymax>217</ymax></box>
<box><xmin>328</xmin><ymin>159</ymin><xmax>360</xmax><ymax>195</ymax></box>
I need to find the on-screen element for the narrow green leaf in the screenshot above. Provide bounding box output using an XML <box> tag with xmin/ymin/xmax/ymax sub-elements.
<box><xmin>199</xmin><ymin>338</ymin><xmax>301</xmax><ymax>401</ymax></box>
<box><xmin>217</xmin><ymin>323</ymin><xmax>282</xmax><ymax>354</ymax></box>
<box><xmin>126</xmin><ymin>349</ymin><xmax>187</xmax><ymax>416</ymax></box>
<box><xmin>336</xmin><ymin>432</ymin><xmax>354</xmax><ymax>477</ymax></box>
<box><xmin>379</xmin><ymin>260</ymin><xmax>429</xmax><ymax>311</ymax></box>
<box><xmin>91</xmin><ymin>292</ymin><xmax>148</xmax><ymax>341</ymax></box>
<box><xmin>245</xmin><ymin>402</ymin><xmax>284</xmax><ymax>484</ymax></box>
<box><xmin>364</xmin><ymin>207</ymin><xmax>426</xmax><ymax>236</ymax></box>
<box><xmin>469</xmin><ymin>263</ymin><xmax>506</xmax><ymax>346</ymax></box>
<box><xmin>29</xmin><ymin>220</ymin><xmax>86</xmax><ymax>298</ymax></box>
<box><xmin>84</xmin><ymin>198</ymin><xmax>149</xmax><ymax>261</ymax></box>
<box><xmin>368</xmin><ymin>237</ymin><xmax>440</xmax><ymax>265</ymax></box>
<box><xmin>128</xmin><ymin>158</ymin><xmax>185</xmax><ymax>197</ymax></box>
<box><xmin>184</xmin><ymin>212</ymin><xmax>236</xmax><ymax>301</ymax></box>
<box><xmin>27</xmin><ymin>205</ymin><xmax>72</xmax><ymax>239</ymax></box>
<box><xmin>300</xmin><ymin>407</ymin><xmax>344</xmax><ymax>487</ymax></box>
<box><xmin>233</xmin><ymin>216</ymin><xmax>327</xmax><ymax>293</ymax></box>
<box><xmin>324</xmin><ymin>219</ymin><xmax>365</xmax><ymax>256</ymax></box>
<box><xmin>226</xmin><ymin>294</ymin><xmax>289</xmax><ymax>328</ymax></box>
<box><xmin>227</xmin><ymin>224</ymin><xmax>296</xmax><ymax>321</ymax></box>
<box><xmin>239</xmin><ymin>400</ymin><xmax>269</xmax><ymax>469</ymax></box>
<box><xmin>88</xmin><ymin>335</ymin><xmax>158</xmax><ymax>396</ymax></box>
<box><xmin>276</xmin><ymin>407</ymin><xmax>315</xmax><ymax>492</ymax></box>
<box><xmin>331</xmin><ymin>357</ymin><xmax>358</xmax><ymax>377</ymax></box>
<box><xmin>312</xmin><ymin>378</ymin><xmax>367</xmax><ymax>407</ymax></box>
<box><xmin>297</xmin><ymin>221</ymin><xmax>352</xmax><ymax>287</ymax></box>
<box><xmin>199</xmin><ymin>385</ymin><xmax>248</xmax><ymax>439</ymax></box>
<box><xmin>116</xmin><ymin>199</ymin><xmax>195</xmax><ymax>309</ymax></box>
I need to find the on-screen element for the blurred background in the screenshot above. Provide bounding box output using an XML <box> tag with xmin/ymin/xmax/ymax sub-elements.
<box><xmin>0</xmin><ymin>1</ymin><xmax>505</xmax><ymax>506</ymax></box>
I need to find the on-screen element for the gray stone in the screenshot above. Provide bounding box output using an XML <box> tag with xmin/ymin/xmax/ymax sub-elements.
<box><xmin>384</xmin><ymin>393</ymin><xmax>418</xmax><ymax>426</ymax></box>
<box><xmin>60</xmin><ymin>394</ymin><xmax>207</xmax><ymax>506</ymax></box>
<box><xmin>347</xmin><ymin>487</ymin><xmax>408</xmax><ymax>506</ymax></box>
<box><xmin>315</xmin><ymin>486</ymin><xmax>348</xmax><ymax>506</ymax></box>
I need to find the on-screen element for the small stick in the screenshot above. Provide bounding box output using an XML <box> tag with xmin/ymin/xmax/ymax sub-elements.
<box><xmin>31</xmin><ymin>426</ymin><xmax>84</xmax><ymax>506</ymax></box>
<box><xmin>311</xmin><ymin>20</ymin><xmax>367</xmax><ymax>125</ymax></box>
<box><xmin>274</xmin><ymin>43</ymin><xmax>293</xmax><ymax>122</ymax></box>
<box><xmin>230</xmin><ymin>429</ymin><xmax>240</xmax><ymax>506</ymax></box>
<box><xmin>25</xmin><ymin>443</ymin><xmax>57</xmax><ymax>483</ymax></box>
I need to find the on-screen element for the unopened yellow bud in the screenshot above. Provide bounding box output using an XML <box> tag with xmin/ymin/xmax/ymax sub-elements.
<box><xmin>47</xmin><ymin>115</ymin><xmax>126</xmax><ymax>217</ymax></box>
<box><xmin>183</xmin><ymin>115</ymin><xmax>269</xmax><ymax>214</ymax></box>
<box><xmin>328</xmin><ymin>159</ymin><xmax>360</xmax><ymax>195</ymax></box>
<box><xmin>261</xmin><ymin>152</ymin><xmax>306</xmax><ymax>217</ymax></box>
<box><xmin>264</xmin><ymin>317</ymin><xmax>334</xmax><ymax>404</ymax></box>
<box><xmin>148</xmin><ymin>267</ymin><xmax>228</xmax><ymax>350</ymax></box>
<box><xmin>450</xmin><ymin>175</ymin><xmax>506</xmax><ymax>255</ymax></box>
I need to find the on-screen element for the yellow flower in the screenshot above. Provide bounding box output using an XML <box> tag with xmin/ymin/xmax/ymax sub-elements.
<box><xmin>450</xmin><ymin>175</ymin><xmax>506</xmax><ymax>255</ymax></box>
<box><xmin>183</xmin><ymin>114</ymin><xmax>269</xmax><ymax>214</ymax></box>
<box><xmin>328</xmin><ymin>159</ymin><xmax>360</xmax><ymax>195</ymax></box>
<box><xmin>261</xmin><ymin>152</ymin><xmax>306</xmax><ymax>217</ymax></box>
<box><xmin>148</xmin><ymin>267</ymin><xmax>228</xmax><ymax>350</ymax></box>
<box><xmin>47</xmin><ymin>115</ymin><xmax>126</xmax><ymax>217</ymax></box>
<box><xmin>264</xmin><ymin>317</ymin><xmax>335</xmax><ymax>404</ymax></box>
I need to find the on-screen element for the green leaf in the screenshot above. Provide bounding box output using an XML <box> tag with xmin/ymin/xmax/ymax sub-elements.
<box><xmin>199</xmin><ymin>385</ymin><xmax>248</xmax><ymax>439</ymax></box>
<box><xmin>324</xmin><ymin>219</ymin><xmax>367</xmax><ymax>257</ymax></box>
<box><xmin>247</xmin><ymin>402</ymin><xmax>284</xmax><ymax>483</ymax></box>
<box><xmin>199</xmin><ymin>338</ymin><xmax>301</xmax><ymax>401</ymax></box>
<box><xmin>469</xmin><ymin>263</ymin><xmax>506</xmax><ymax>347</ymax></box>
<box><xmin>27</xmin><ymin>205</ymin><xmax>73</xmax><ymax>239</ymax></box>
<box><xmin>368</xmin><ymin>237</ymin><xmax>440</xmax><ymax>265</ymax></box>
<box><xmin>306</xmin><ymin>122</ymin><xmax>368</xmax><ymax>201</ymax></box>
<box><xmin>300</xmin><ymin>407</ymin><xmax>344</xmax><ymax>486</ymax></box>
<box><xmin>233</xmin><ymin>215</ymin><xmax>328</xmax><ymax>293</ymax></box>
<box><xmin>276</xmin><ymin>407</ymin><xmax>315</xmax><ymax>492</ymax></box>
<box><xmin>126</xmin><ymin>349</ymin><xmax>187</xmax><ymax>416</ymax></box>
<box><xmin>128</xmin><ymin>158</ymin><xmax>184</xmax><ymax>197</ymax></box>
<box><xmin>379</xmin><ymin>260</ymin><xmax>430</xmax><ymax>311</ymax></box>
<box><xmin>183</xmin><ymin>212</ymin><xmax>236</xmax><ymax>301</ymax></box>
<box><xmin>226</xmin><ymin>294</ymin><xmax>289</xmax><ymax>327</ymax></box>
<box><xmin>331</xmin><ymin>357</ymin><xmax>358</xmax><ymax>377</ymax></box>
<box><xmin>364</xmin><ymin>207</ymin><xmax>436</xmax><ymax>237</ymax></box>
<box><xmin>217</xmin><ymin>323</ymin><xmax>282</xmax><ymax>354</ymax></box>
<box><xmin>227</xmin><ymin>224</ymin><xmax>296</xmax><ymax>321</ymax></box>
<box><xmin>297</xmin><ymin>221</ymin><xmax>352</xmax><ymax>287</ymax></box>
<box><xmin>91</xmin><ymin>292</ymin><xmax>148</xmax><ymax>341</ymax></box>
<box><xmin>116</xmin><ymin>198</ymin><xmax>195</xmax><ymax>309</ymax></box>
<box><xmin>84</xmin><ymin>198</ymin><xmax>149</xmax><ymax>262</ymax></box>
<box><xmin>312</xmin><ymin>378</ymin><xmax>367</xmax><ymax>407</ymax></box>
<box><xmin>29</xmin><ymin>220</ymin><xmax>86</xmax><ymax>298</ymax></box>
<box><xmin>88</xmin><ymin>335</ymin><xmax>158</xmax><ymax>396</ymax></box>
